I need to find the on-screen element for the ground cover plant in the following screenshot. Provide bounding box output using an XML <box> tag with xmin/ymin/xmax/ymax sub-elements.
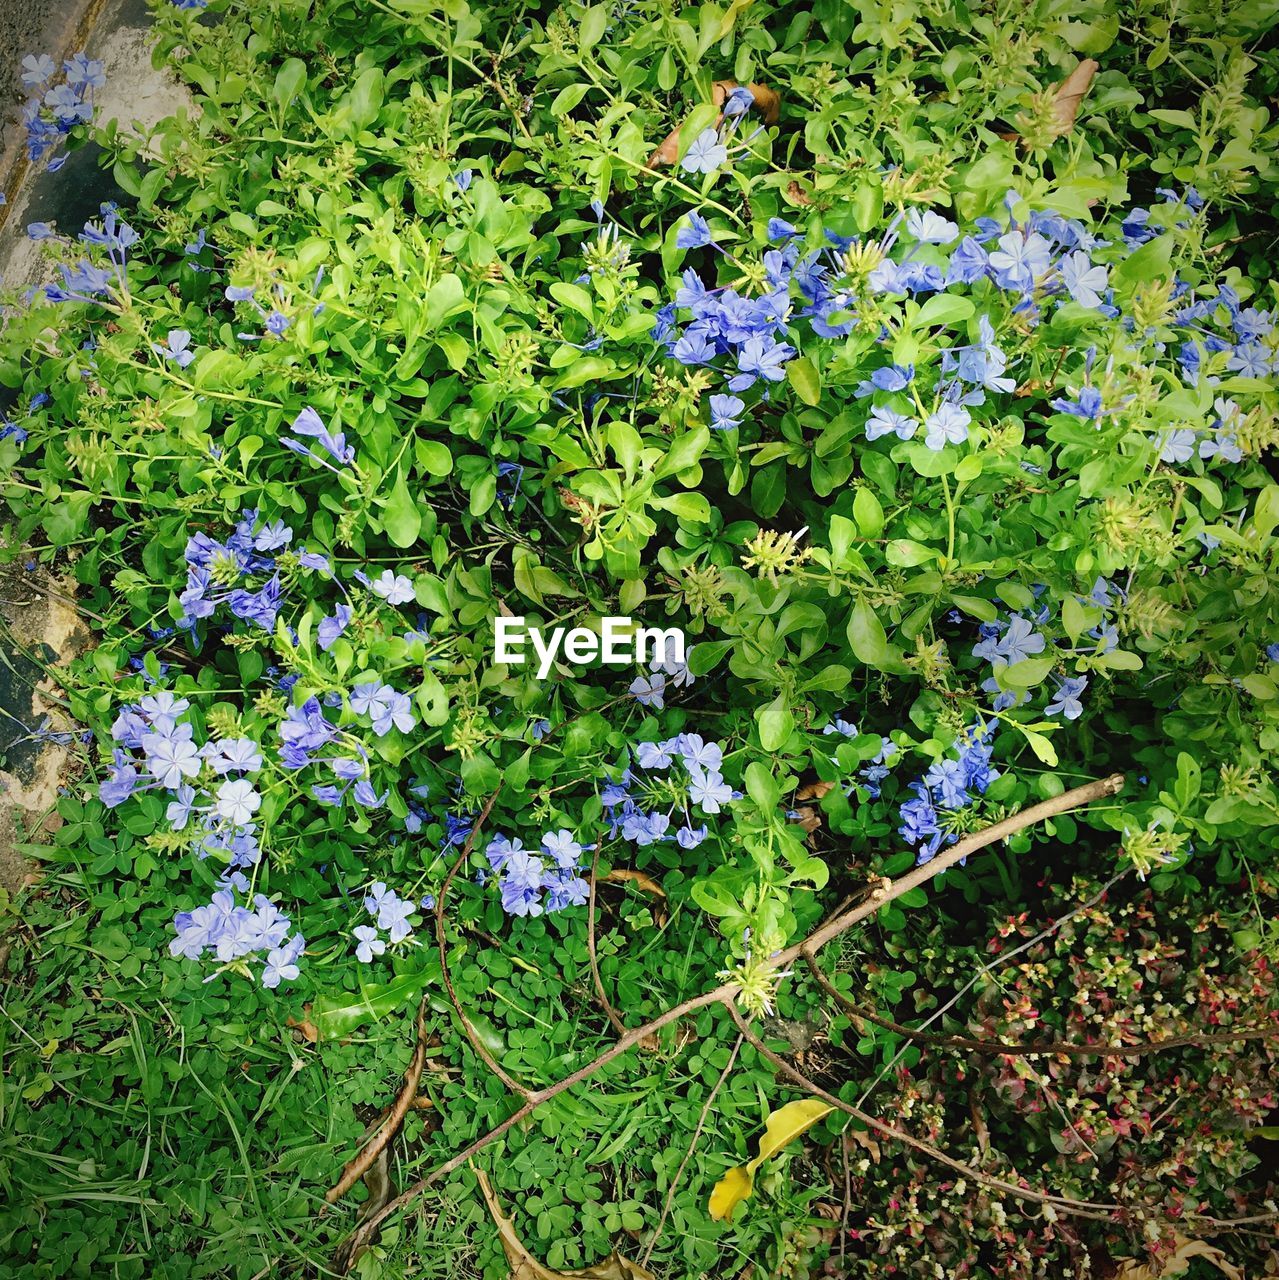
<box><xmin>1</xmin><ymin>0</ymin><xmax>1279</xmax><ymax>1275</ymax></box>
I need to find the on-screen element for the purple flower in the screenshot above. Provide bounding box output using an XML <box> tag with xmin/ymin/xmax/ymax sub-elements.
<box><xmin>63</xmin><ymin>53</ymin><xmax>106</xmax><ymax>91</ymax></box>
<box><xmin>688</xmin><ymin>767</ymin><xmax>733</xmax><ymax>814</ymax></box>
<box><xmin>923</xmin><ymin>402</ymin><xmax>970</xmax><ymax>451</ymax></box>
<box><xmin>728</xmin><ymin>333</ymin><xmax>794</xmax><ymax>392</ymax></box>
<box><xmin>1046</xmin><ymin>675</ymin><xmax>1088</xmax><ymax>721</ymax></box>
<box><xmin>215</xmin><ymin>778</ymin><xmax>261</xmax><ymax>825</ymax></box>
<box><xmin>992</xmin><ymin>616</ymin><xmax>1045</xmax><ymax>665</ymax></box>
<box><xmin>153</xmin><ymin>329</ymin><xmax>194</xmax><ymax>368</ymax></box>
<box><xmin>1159</xmin><ymin>428</ymin><xmax>1198</xmax><ymax>464</ymax></box>
<box><xmin>1058</xmin><ymin>252</ymin><xmax>1108</xmax><ymax>309</ymax></box>
<box><xmin>682</xmin><ymin>128</ymin><xmax>727</xmax><ymax>175</ymax></box>
<box><xmin>905</xmin><ymin>208</ymin><xmax>958</xmax><ymax>244</ymax></box>
<box><xmin>262</xmin><ymin>934</ymin><xmax>304</xmax><ymax>987</ymax></box>
<box><xmin>370</xmin><ymin>690</ymin><xmax>414</xmax><ymax>737</ymax></box>
<box><xmin>354</xmin><ymin>925</ymin><xmax>385</xmax><ymax>963</ymax></box>
<box><xmin>709</xmin><ymin>393</ymin><xmax>744</xmax><ymax>431</ymax></box>
<box><xmin>865</xmin><ymin>405</ymin><xmax>918</xmax><ymax>442</ymax></box>
<box><xmin>20</xmin><ymin>54</ymin><xmax>55</xmax><ymax>88</ymax></box>
<box><xmin>676</xmin><ymin>212</ymin><xmax>716</xmax><ymax>250</ymax></box>
<box><xmin>142</xmin><ymin>731</ymin><xmax>201</xmax><ymax>789</ymax></box>
<box><xmin>988</xmin><ymin>231</ymin><xmax>1052</xmax><ymax>290</ymax></box>
<box><xmin>1052</xmin><ymin>385</ymin><xmax>1104</xmax><ymax>420</ymax></box>
<box><xmin>318</xmin><ymin>604</ymin><xmax>351</xmax><ymax>651</ymax></box>
<box><xmin>369</xmin><ymin>570</ymin><xmax>415</xmax><ymax>605</ymax></box>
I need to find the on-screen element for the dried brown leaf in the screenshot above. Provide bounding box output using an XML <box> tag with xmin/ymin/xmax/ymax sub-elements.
<box><xmin>786</xmin><ymin>180</ymin><xmax>813</xmax><ymax>206</ymax></box>
<box><xmin>1113</xmin><ymin>1236</ymin><xmax>1243</xmax><ymax>1280</ymax></box>
<box><xmin>1052</xmin><ymin>58</ymin><xmax>1099</xmax><ymax>134</ymax></box>
<box><xmin>846</xmin><ymin>1127</ymin><xmax>881</xmax><ymax>1163</ymax></box>
<box><xmin>791</xmin><ymin>806</ymin><xmax>822</xmax><ymax>834</ymax></box>
<box><xmin>795</xmin><ymin>781</ymin><xmax>835</xmax><ymax>802</ymax></box>
<box><xmin>477</xmin><ymin>1169</ymin><xmax>656</xmax><ymax>1279</ymax></box>
<box><xmin>287</xmin><ymin>1012</ymin><xmax>319</xmax><ymax>1044</ymax></box>
<box><xmin>603</xmin><ymin>868</ymin><xmax>667</xmax><ymax>898</ymax></box>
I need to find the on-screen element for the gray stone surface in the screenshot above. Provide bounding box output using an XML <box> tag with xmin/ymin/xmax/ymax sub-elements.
<box><xmin>0</xmin><ymin>0</ymin><xmax>192</xmax><ymax>890</ymax></box>
<box><xmin>0</xmin><ymin>0</ymin><xmax>193</xmax><ymax>292</ymax></box>
<box><xmin>0</xmin><ymin>2</ymin><xmax>95</xmax><ymax>223</ymax></box>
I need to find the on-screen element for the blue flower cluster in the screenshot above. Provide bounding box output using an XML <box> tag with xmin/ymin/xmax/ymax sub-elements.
<box><xmin>970</xmin><ymin>577</ymin><xmax>1120</xmax><ymax>715</ymax></box>
<box><xmin>658</xmin><ymin>189</ymin><xmax>1125</xmax><ymax>445</ymax></box>
<box><xmin>99</xmin><ymin>692</ymin><xmax>299</xmax><ymax>988</ymax></box>
<box><xmin>171</xmin><ymin>891</ymin><xmax>303</xmax><ymax>989</ymax></box>
<box><xmin>19</xmin><ymin>52</ymin><xmax>104</xmax><ymax>168</ymax></box>
<box><xmin>480</xmin><ymin>830</ymin><xmax>591</xmax><ymax>917</ymax></box>
<box><xmin>602</xmin><ymin>733</ymin><xmax>736</xmax><ymax>848</ymax></box>
<box><xmin>277</xmin><ymin>689</ymin><xmax>411</xmax><ymax>811</ymax></box>
<box><xmin>177</xmin><ymin>506</ymin><xmax>328</xmax><ymax>639</ymax></box>
<box><xmin>102</xmin><ymin>691</ymin><xmax>263</xmax><ymax>840</ymax></box>
<box><xmin>820</xmin><ymin>716</ymin><xmax>899</xmax><ymax>797</ymax></box>
<box><xmin>354</xmin><ymin>881</ymin><xmax>430</xmax><ymax>961</ymax></box>
<box><xmin>37</xmin><ymin>206</ymin><xmax>137</xmax><ymax>306</ymax></box>
<box><xmin>898</xmin><ymin>722</ymin><xmax>999</xmax><ymax>864</ymax></box>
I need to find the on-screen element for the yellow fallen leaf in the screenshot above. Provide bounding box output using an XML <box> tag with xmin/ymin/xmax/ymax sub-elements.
<box><xmin>708</xmin><ymin>1164</ymin><xmax>754</xmax><ymax>1222</ymax></box>
<box><xmin>708</xmin><ymin>1098</ymin><xmax>833</xmax><ymax>1222</ymax></box>
<box><xmin>748</xmin><ymin>1098</ymin><xmax>833</xmax><ymax>1173</ymax></box>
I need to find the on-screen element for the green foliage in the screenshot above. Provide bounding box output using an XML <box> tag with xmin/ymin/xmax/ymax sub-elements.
<box><xmin>1</xmin><ymin>0</ymin><xmax>1277</xmax><ymax>1275</ymax></box>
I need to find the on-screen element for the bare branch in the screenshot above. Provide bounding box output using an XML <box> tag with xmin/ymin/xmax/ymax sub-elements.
<box><xmin>431</xmin><ymin>787</ymin><xmax>534</xmax><ymax>1101</ymax></box>
<box><xmin>587</xmin><ymin>842</ymin><xmax>628</xmax><ymax>1036</ymax></box>
<box><xmin>324</xmin><ymin>995</ymin><xmax>431</xmax><ymax>1204</ymax></box>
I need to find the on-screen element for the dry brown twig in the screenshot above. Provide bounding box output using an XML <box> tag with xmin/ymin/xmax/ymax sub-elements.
<box><xmin>431</xmin><ymin>786</ymin><xmax>536</xmax><ymax>1101</ymax></box>
<box><xmin>587</xmin><ymin>842</ymin><xmax>629</xmax><ymax>1037</ymax></box>
<box><xmin>325</xmin><ymin>994</ymin><xmax>430</xmax><ymax>1204</ymax></box>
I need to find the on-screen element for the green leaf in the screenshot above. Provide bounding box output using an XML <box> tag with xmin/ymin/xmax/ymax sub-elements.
<box><xmin>312</xmin><ymin>967</ymin><xmax>437</xmax><ymax>1040</ymax></box>
<box><xmin>689</xmin><ymin>640</ymin><xmax>733</xmax><ymax>675</ymax></box>
<box><xmin>786</xmin><ymin>356</ymin><xmax>821</xmax><ymax>406</ymax></box>
<box><xmin>1000</xmin><ymin>656</ymin><xmax>1056</xmax><ymax>689</ymax></box>
<box><xmin>1115</xmin><ymin>234</ymin><xmax>1173</xmax><ymax>286</ymax></box>
<box><xmin>850</xmin><ymin>179</ymin><xmax>883</xmax><ymax>232</ymax></box>
<box><xmin>417</xmin><ymin>440</ymin><xmax>454</xmax><ymax>476</ymax></box>
<box><xmin>1022</xmin><ymin>729</ymin><xmax>1059</xmax><ymax>766</ymax></box>
<box><xmin>383</xmin><ymin>471</ymin><xmax>422</xmax><ymax>547</ymax></box>
<box><xmin>852</xmin><ymin>488</ymin><xmax>884</xmax><ymax>538</ymax></box>
<box><xmin>655</xmin><ymin>425</ymin><xmax>710</xmax><ymax>479</ymax></box>
<box><xmin>550</xmin><ymin>83</ymin><xmax>591</xmax><ymax>115</ymax></box>
<box><xmin>272</xmin><ymin>58</ymin><xmax>307</xmax><ymax>109</ymax></box>
<box><xmin>744</xmin><ymin>761</ymin><xmax>780</xmax><ymax>811</ymax></box>
<box><xmin>425</xmin><ymin>274</ymin><xmax>467</xmax><ymax>329</ymax></box>
<box><xmin>348</xmin><ymin>67</ymin><xmax>385</xmax><ymax>130</ymax></box>
<box><xmin>580</xmin><ymin>4</ymin><xmax>609</xmax><ymax>48</ymax></box>
<box><xmin>608</xmin><ymin>421</ymin><xmax>642</xmax><ymax>476</ymax></box>
<box><xmin>756</xmin><ymin>692</ymin><xmax>793</xmax><ymax>752</ymax></box>
<box><xmin>914</xmin><ymin>294</ymin><xmax>975</xmax><ymax>327</ymax></box>
<box><xmin>549</xmin><ymin>280</ymin><xmax>595</xmax><ymax>320</ymax></box>
<box><xmin>847</xmin><ymin>599</ymin><xmax>889</xmax><ymax>665</ymax></box>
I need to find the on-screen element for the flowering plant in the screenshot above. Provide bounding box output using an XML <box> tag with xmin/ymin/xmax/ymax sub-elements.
<box><xmin>2</xmin><ymin>0</ymin><xmax>1278</xmax><ymax>1275</ymax></box>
